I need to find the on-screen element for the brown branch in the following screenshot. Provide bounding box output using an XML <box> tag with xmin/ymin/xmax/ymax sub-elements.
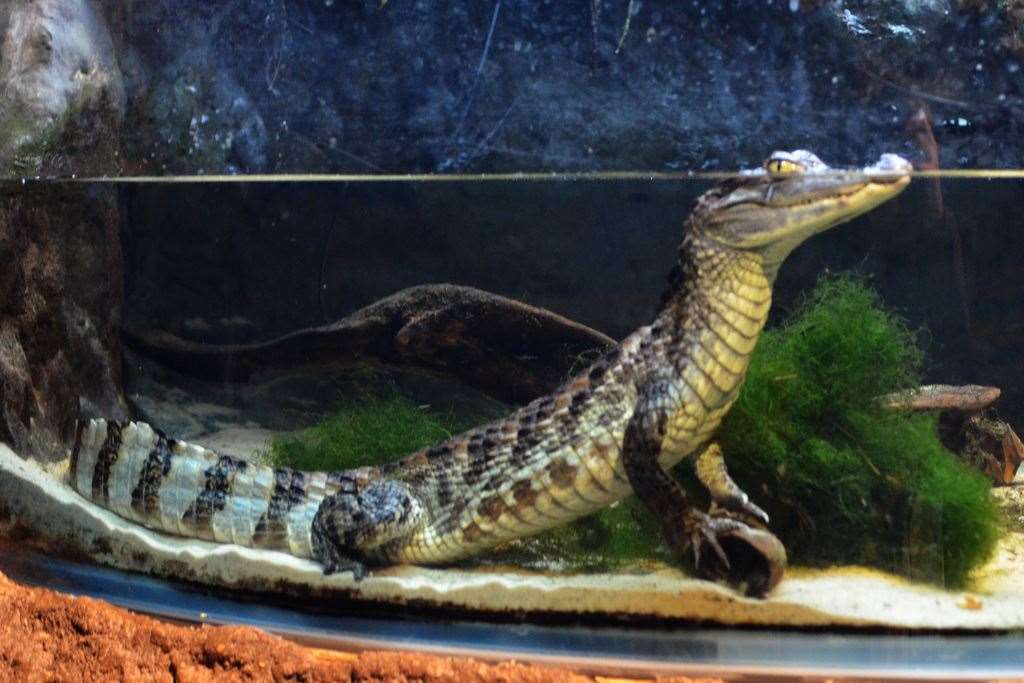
<box><xmin>883</xmin><ymin>384</ymin><xmax>1024</xmax><ymax>485</ymax></box>
<box><xmin>882</xmin><ymin>384</ymin><xmax>1001</xmax><ymax>412</ymax></box>
<box><xmin>124</xmin><ymin>284</ymin><xmax>616</xmax><ymax>405</ymax></box>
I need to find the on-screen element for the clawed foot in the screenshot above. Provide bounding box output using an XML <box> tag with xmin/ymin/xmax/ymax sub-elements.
<box><xmin>675</xmin><ymin>509</ymin><xmax>787</xmax><ymax>597</ymax></box>
<box><xmin>682</xmin><ymin>509</ymin><xmax>745</xmax><ymax>569</ymax></box>
<box><xmin>321</xmin><ymin>557</ymin><xmax>369</xmax><ymax>581</ymax></box>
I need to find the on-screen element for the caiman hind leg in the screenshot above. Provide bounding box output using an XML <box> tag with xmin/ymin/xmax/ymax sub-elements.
<box><xmin>622</xmin><ymin>380</ymin><xmax>786</xmax><ymax>596</ymax></box>
<box><xmin>311</xmin><ymin>477</ymin><xmax>425</xmax><ymax>579</ymax></box>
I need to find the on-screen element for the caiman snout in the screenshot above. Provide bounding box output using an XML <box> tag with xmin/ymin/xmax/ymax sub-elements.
<box><xmin>865</xmin><ymin>153</ymin><xmax>913</xmax><ymax>182</ymax></box>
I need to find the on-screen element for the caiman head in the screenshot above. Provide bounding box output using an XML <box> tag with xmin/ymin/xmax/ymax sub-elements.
<box><xmin>691</xmin><ymin>150</ymin><xmax>912</xmax><ymax>276</ymax></box>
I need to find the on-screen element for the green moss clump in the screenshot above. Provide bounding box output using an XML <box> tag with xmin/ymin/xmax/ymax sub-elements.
<box><xmin>715</xmin><ymin>274</ymin><xmax>1001</xmax><ymax>587</ymax></box>
<box><xmin>268</xmin><ymin>392</ymin><xmax>477</xmax><ymax>472</ymax></box>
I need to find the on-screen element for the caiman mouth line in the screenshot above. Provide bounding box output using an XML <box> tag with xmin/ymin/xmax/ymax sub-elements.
<box><xmin>767</xmin><ymin>179</ymin><xmax>907</xmax><ymax>208</ymax></box>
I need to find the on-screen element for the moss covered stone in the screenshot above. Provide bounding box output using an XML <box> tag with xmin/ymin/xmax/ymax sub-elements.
<box><xmin>269</xmin><ymin>275</ymin><xmax>1002</xmax><ymax>585</ymax></box>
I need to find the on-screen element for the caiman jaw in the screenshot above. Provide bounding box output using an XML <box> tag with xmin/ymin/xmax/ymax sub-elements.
<box><xmin>696</xmin><ymin>151</ymin><xmax>913</xmax><ymax>260</ymax></box>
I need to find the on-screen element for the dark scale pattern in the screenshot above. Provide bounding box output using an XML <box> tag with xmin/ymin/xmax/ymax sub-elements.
<box><xmin>181</xmin><ymin>455</ymin><xmax>248</xmax><ymax>537</ymax></box>
<box><xmin>69</xmin><ymin>420</ymin><xmax>88</xmax><ymax>484</ymax></box>
<box><xmin>546</xmin><ymin>459</ymin><xmax>578</xmax><ymax>488</ymax></box>
<box><xmin>479</xmin><ymin>494</ymin><xmax>504</xmax><ymax>521</ymax></box>
<box><xmin>91</xmin><ymin>421</ymin><xmax>123</xmax><ymax>504</ymax></box>
<box><xmin>569</xmin><ymin>390</ymin><xmax>590</xmax><ymax>417</ymax></box>
<box><xmin>462</xmin><ymin>522</ymin><xmax>484</xmax><ymax>543</ymax></box>
<box><xmin>326</xmin><ymin>471</ymin><xmax>359</xmax><ymax>494</ymax></box>
<box><xmin>587</xmin><ymin>359</ymin><xmax>609</xmax><ymax>383</ymax></box>
<box><xmin>481</xmin><ymin>473</ymin><xmax>503</xmax><ymax>494</ymax></box>
<box><xmin>433</xmin><ymin>474</ymin><xmax>454</xmax><ymax>508</ymax></box>
<box><xmin>130</xmin><ymin>436</ymin><xmax>173</xmax><ymax>517</ymax></box>
<box><xmin>252</xmin><ymin>467</ymin><xmax>308</xmax><ymax>548</ymax></box>
<box><xmin>426</xmin><ymin>444</ymin><xmax>451</xmax><ymax>460</ymax></box>
<box><xmin>512</xmin><ymin>480</ymin><xmax>539</xmax><ymax>508</ymax></box>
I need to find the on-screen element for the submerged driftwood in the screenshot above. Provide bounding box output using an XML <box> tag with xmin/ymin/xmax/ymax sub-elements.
<box><xmin>125</xmin><ymin>284</ymin><xmax>615</xmax><ymax>406</ymax></box>
<box><xmin>884</xmin><ymin>384</ymin><xmax>1024</xmax><ymax>485</ymax></box>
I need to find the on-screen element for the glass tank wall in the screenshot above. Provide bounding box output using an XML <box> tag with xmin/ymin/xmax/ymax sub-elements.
<box><xmin>3</xmin><ymin>0</ymin><xmax>1024</xmax><ymax>678</ymax></box>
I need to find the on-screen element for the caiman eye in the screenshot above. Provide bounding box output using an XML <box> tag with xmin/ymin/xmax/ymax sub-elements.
<box><xmin>764</xmin><ymin>157</ymin><xmax>805</xmax><ymax>176</ymax></box>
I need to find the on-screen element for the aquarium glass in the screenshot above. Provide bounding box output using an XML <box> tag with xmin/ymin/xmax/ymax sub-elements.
<box><xmin>3</xmin><ymin>0</ymin><xmax>1024</xmax><ymax>676</ymax></box>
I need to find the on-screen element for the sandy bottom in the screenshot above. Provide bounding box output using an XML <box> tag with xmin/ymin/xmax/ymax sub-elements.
<box><xmin>0</xmin><ymin>567</ymin><xmax>724</xmax><ymax>683</ymax></box>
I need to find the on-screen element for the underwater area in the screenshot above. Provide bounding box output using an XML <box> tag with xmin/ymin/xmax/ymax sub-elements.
<box><xmin>7</xmin><ymin>0</ymin><xmax>1024</xmax><ymax>680</ymax></box>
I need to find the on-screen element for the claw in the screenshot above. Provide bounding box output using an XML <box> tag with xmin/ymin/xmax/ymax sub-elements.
<box><xmin>697</xmin><ymin>526</ymin><xmax>730</xmax><ymax>569</ymax></box>
<box><xmin>741</xmin><ymin>497</ymin><xmax>770</xmax><ymax>526</ymax></box>
<box><xmin>686</xmin><ymin>510</ymin><xmax>746</xmax><ymax>571</ymax></box>
<box><xmin>679</xmin><ymin>509</ymin><xmax>787</xmax><ymax>597</ymax></box>
<box><xmin>718</xmin><ymin>492</ymin><xmax>770</xmax><ymax>526</ymax></box>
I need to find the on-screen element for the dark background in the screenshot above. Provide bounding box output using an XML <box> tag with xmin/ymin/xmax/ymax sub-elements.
<box><xmin>117</xmin><ymin>0</ymin><xmax>1024</xmax><ymax>174</ymax></box>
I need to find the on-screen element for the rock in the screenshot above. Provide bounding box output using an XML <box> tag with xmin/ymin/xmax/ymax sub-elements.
<box><xmin>111</xmin><ymin>1</ymin><xmax>1024</xmax><ymax>174</ymax></box>
<box><xmin>144</xmin><ymin>56</ymin><xmax>268</xmax><ymax>174</ymax></box>
<box><xmin>940</xmin><ymin>410</ymin><xmax>1024</xmax><ymax>485</ymax></box>
<box><xmin>0</xmin><ymin>1</ymin><xmax>128</xmax><ymax>460</ymax></box>
<box><xmin>0</xmin><ymin>0</ymin><xmax>125</xmax><ymax>176</ymax></box>
<box><xmin>992</xmin><ymin>485</ymin><xmax>1024</xmax><ymax>531</ymax></box>
<box><xmin>0</xmin><ymin>184</ymin><xmax>127</xmax><ymax>461</ymax></box>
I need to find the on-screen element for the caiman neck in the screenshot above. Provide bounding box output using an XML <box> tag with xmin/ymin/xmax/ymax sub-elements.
<box><xmin>659</xmin><ymin>227</ymin><xmax>773</xmax><ymax>331</ymax></box>
<box><xmin>644</xmin><ymin>226</ymin><xmax>774</xmax><ymax>462</ymax></box>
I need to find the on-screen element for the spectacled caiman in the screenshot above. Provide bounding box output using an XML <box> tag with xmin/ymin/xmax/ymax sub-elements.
<box><xmin>70</xmin><ymin>150</ymin><xmax>912</xmax><ymax>597</ymax></box>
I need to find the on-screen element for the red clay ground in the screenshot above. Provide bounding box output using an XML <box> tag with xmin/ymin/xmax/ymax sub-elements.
<box><xmin>0</xmin><ymin>569</ymin><xmax>722</xmax><ymax>682</ymax></box>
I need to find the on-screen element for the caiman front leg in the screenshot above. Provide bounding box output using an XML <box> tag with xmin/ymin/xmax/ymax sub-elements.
<box><xmin>622</xmin><ymin>381</ymin><xmax>786</xmax><ymax>596</ymax></box>
<box><xmin>695</xmin><ymin>442</ymin><xmax>769</xmax><ymax>525</ymax></box>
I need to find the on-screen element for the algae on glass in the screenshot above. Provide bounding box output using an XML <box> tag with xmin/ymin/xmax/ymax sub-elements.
<box><xmin>268</xmin><ymin>275</ymin><xmax>1002</xmax><ymax>585</ymax></box>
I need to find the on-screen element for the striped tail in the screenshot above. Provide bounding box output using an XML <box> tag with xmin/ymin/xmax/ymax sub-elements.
<box><xmin>70</xmin><ymin>418</ymin><xmax>339</xmax><ymax>558</ymax></box>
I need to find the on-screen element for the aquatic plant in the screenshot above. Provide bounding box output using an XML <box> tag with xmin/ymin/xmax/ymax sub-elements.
<box><xmin>715</xmin><ymin>274</ymin><xmax>1001</xmax><ymax>587</ymax></box>
<box><xmin>269</xmin><ymin>275</ymin><xmax>1002</xmax><ymax>585</ymax></box>
<box><xmin>268</xmin><ymin>391</ymin><xmax>479</xmax><ymax>472</ymax></box>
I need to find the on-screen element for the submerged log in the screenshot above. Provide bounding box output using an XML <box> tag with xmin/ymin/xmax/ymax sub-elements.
<box><xmin>125</xmin><ymin>284</ymin><xmax>616</xmax><ymax>406</ymax></box>
<box><xmin>884</xmin><ymin>384</ymin><xmax>1022</xmax><ymax>486</ymax></box>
